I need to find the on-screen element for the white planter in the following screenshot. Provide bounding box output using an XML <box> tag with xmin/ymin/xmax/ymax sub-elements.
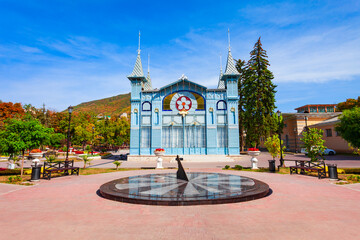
<box><xmin>8</xmin><ymin>163</ymin><xmax>15</xmax><ymax>169</ymax></box>
<box><xmin>154</xmin><ymin>151</ymin><xmax>165</xmax><ymax>168</ymax></box>
<box><xmin>154</xmin><ymin>151</ymin><xmax>164</xmax><ymax>157</ymax></box>
<box><xmin>30</xmin><ymin>153</ymin><xmax>43</xmax><ymax>158</ymax></box>
<box><xmin>248</xmin><ymin>151</ymin><xmax>261</xmax><ymax>169</ymax></box>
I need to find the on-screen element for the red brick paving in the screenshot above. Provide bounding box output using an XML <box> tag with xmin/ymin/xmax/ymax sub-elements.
<box><xmin>0</xmin><ymin>169</ymin><xmax>359</xmax><ymax>240</ymax></box>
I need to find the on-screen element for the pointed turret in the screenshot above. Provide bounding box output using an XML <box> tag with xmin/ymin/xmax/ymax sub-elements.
<box><xmin>220</xmin><ymin>29</ymin><xmax>240</xmax><ymax>89</ymax></box>
<box><xmin>218</xmin><ymin>54</ymin><xmax>225</xmax><ymax>89</ymax></box>
<box><xmin>143</xmin><ymin>54</ymin><xmax>153</xmax><ymax>91</ymax></box>
<box><xmin>224</xmin><ymin>48</ymin><xmax>240</xmax><ymax>75</ymax></box>
<box><xmin>128</xmin><ymin>52</ymin><xmax>145</xmax><ymax>78</ymax></box>
<box><xmin>128</xmin><ymin>32</ymin><xmax>146</xmax><ymax>81</ymax></box>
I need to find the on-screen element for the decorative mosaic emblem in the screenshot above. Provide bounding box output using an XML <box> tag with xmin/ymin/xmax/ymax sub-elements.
<box><xmin>176</xmin><ymin>96</ymin><xmax>192</xmax><ymax>111</ymax></box>
<box><xmin>99</xmin><ymin>172</ymin><xmax>270</xmax><ymax>205</ymax></box>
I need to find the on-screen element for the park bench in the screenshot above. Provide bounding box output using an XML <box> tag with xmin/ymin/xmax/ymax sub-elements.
<box><xmin>43</xmin><ymin>160</ymin><xmax>80</xmax><ymax>180</ymax></box>
<box><xmin>289</xmin><ymin>160</ymin><xmax>326</xmax><ymax>179</ymax></box>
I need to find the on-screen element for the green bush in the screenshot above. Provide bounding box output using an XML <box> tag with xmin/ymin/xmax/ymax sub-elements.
<box><xmin>224</xmin><ymin>165</ymin><xmax>230</xmax><ymax>169</ymax></box>
<box><xmin>113</xmin><ymin>161</ymin><xmax>121</xmax><ymax>170</ymax></box>
<box><xmin>234</xmin><ymin>165</ymin><xmax>243</xmax><ymax>170</ymax></box>
<box><xmin>45</xmin><ymin>155</ymin><xmax>56</xmax><ymax>163</ymax></box>
<box><xmin>7</xmin><ymin>176</ymin><xmax>22</xmax><ymax>183</ymax></box>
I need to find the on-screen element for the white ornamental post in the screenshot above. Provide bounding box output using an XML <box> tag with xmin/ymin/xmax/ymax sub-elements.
<box><xmin>154</xmin><ymin>149</ymin><xmax>165</xmax><ymax>169</ymax></box>
<box><xmin>248</xmin><ymin>149</ymin><xmax>261</xmax><ymax>169</ymax></box>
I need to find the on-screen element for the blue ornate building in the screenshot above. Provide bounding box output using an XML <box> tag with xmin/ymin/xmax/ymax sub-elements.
<box><xmin>128</xmin><ymin>42</ymin><xmax>240</xmax><ymax>156</ymax></box>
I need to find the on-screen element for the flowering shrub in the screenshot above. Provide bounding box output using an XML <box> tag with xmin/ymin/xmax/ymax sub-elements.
<box><xmin>248</xmin><ymin>148</ymin><xmax>259</xmax><ymax>151</ymax></box>
<box><xmin>31</xmin><ymin>149</ymin><xmax>42</xmax><ymax>153</ymax></box>
<box><xmin>155</xmin><ymin>148</ymin><xmax>165</xmax><ymax>152</ymax></box>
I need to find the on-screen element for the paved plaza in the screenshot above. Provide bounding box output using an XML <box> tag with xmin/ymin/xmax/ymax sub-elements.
<box><xmin>1</xmin><ymin>166</ymin><xmax>360</xmax><ymax>240</ymax></box>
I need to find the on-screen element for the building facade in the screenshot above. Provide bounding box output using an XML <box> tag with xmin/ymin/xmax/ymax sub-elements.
<box><xmin>295</xmin><ymin>104</ymin><xmax>336</xmax><ymax>113</ymax></box>
<box><xmin>128</xmin><ymin>45</ymin><xmax>240</xmax><ymax>155</ymax></box>
<box><xmin>260</xmin><ymin>109</ymin><xmax>351</xmax><ymax>153</ymax></box>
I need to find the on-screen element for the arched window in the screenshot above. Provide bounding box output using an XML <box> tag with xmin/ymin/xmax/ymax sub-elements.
<box><xmin>142</xmin><ymin>101</ymin><xmax>151</xmax><ymax>111</ymax></box>
<box><xmin>216</xmin><ymin>100</ymin><xmax>227</xmax><ymax>110</ymax></box>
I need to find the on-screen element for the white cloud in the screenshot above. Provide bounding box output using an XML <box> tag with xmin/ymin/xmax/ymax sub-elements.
<box><xmin>269</xmin><ymin>26</ymin><xmax>360</xmax><ymax>83</ymax></box>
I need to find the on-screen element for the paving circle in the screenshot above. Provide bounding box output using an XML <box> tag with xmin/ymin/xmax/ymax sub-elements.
<box><xmin>99</xmin><ymin>172</ymin><xmax>270</xmax><ymax>206</ymax></box>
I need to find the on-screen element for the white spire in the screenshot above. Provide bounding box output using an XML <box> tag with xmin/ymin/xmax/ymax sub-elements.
<box><xmin>224</xmin><ymin>28</ymin><xmax>239</xmax><ymax>75</ymax></box>
<box><xmin>228</xmin><ymin>28</ymin><xmax>231</xmax><ymax>50</ymax></box>
<box><xmin>128</xmin><ymin>32</ymin><xmax>145</xmax><ymax>78</ymax></box>
<box><xmin>144</xmin><ymin>53</ymin><xmax>153</xmax><ymax>90</ymax></box>
<box><xmin>138</xmin><ymin>31</ymin><xmax>141</xmax><ymax>54</ymax></box>
<box><xmin>218</xmin><ymin>53</ymin><xmax>226</xmax><ymax>89</ymax></box>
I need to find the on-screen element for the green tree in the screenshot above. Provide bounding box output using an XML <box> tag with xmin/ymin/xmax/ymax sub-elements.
<box><xmin>113</xmin><ymin>160</ymin><xmax>121</xmax><ymax>170</ymax></box>
<box><xmin>81</xmin><ymin>155</ymin><xmax>92</xmax><ymax>168</ymax></box>
<box><xmin>300</xmin><ymin>128</ymin><xmax>326</xmax><ymax>162</ymax></box>
<box><xmin>243</xmin><ymin>37</ymin><xmax>277</xmax><ymax>147</ymax></box>
<box><xmin>335</xmin><ymin>107</ymin><xmax>360</xmax><ymax>148</ymax></box>
<box><xmin>264</xmin><ymin>135</ymin><xmax>286</xmax><ymax>160</ymax></box>
<box><xmin>49</xmin><ymin>132</ymin><xmax>65</xmax><ymax>149</ymax></box>
<box><xmin>236</xmin><ymin>59</ymin><xmax>246</xmax><ymax>151</ymax></box>
<box><xmin>0</xmin><ymin>118</ymin><xmax>53</xmax><ymax>176</ymax></box>
<box><xmin>336</xmin><ymin>96</ymin><xmax>360</xmax><ymax>112</ymax></box>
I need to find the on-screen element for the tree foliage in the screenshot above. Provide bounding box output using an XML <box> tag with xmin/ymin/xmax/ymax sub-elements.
<box><xmin>264</xmin><ymin>135</ymin><xmax>286</xmax><ymax>160</ymax></box>
<box><xmin>236</xmin><ymin>59</ymin><xmax>246</xmax><ymax>151</ymax></box>
<box><xmin>0</xmin><ymin>100</ymin><xmax>130</xmax><ymax>153</ymax></box>
<box><xmin>335</xmin><ymin>107</ymin><xmax>360</xmax><ymax>148</ymax></box>
<box><xmin>0</xmin><ymin>102</ymin><xmax>24</xmax><ymax>127</ymax></box>
<box><xmin>300</xmin><ymin>128</ymin><xmax>325</xmax><ymax>162</ymax></box>
<box><xmin>336</xmin><ymin>96</ymin><xmax>360</xmax><ymax>112</ymax></box>
<box><xmin>0</xmin><ymin>118</ymin><xmax>54</xmax><ymax>175</ymax></box>
<box><xmin>240</xmin><ymin>37</ymin><xmax>277</xmax><ymax>147</ymax></box>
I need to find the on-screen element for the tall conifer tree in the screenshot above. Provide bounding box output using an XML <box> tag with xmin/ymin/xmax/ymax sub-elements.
<box><xmin>236</xmin><ymin>59</ymin><xmax>246</xmax><ymax>151</ymax></box>
<box><xmin>243</xmin><ymin>37</ymin><xmax>277</xmax><ymax>147</ymax></box>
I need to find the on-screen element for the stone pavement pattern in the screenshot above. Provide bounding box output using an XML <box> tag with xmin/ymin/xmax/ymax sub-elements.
<box><xmin>0</xmin><ymin>169</ymin><xmax>359</xmax><ymax>240</ymax></box>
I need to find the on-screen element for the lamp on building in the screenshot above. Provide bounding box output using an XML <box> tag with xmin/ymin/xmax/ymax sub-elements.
<box><xmin>66</xmin><ymin>106</ymin><xmax>73</xmax><ymax>161</ymax></box>
<box><xmin>277</xmin><ymin>110</ymin><xmax>284</xmax><ymax>167</ymax></box>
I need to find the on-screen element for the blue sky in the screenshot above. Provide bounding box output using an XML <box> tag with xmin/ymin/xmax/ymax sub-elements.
<box><xmin>0</xmin><ymin>0</ymin><xmax>359</xmax><ymax>112</ymax></box>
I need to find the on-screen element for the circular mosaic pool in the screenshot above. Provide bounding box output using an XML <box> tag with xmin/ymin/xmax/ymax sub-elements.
<box><xmin>99</xmin><ymin>172</ymin><xmax>270</xmax><ymax>206</ymax></box>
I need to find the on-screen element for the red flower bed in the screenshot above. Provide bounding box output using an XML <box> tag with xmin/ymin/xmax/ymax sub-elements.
<box><xmin>0</xmin><ymin>168</ymin><xmax>7</xmax><ymax>171</ymax></box>
<box><xmin>31</xmin><ymin>149</ymin><xmax>42</xmax><ymax>153</ymax></box>
<box><xmin>155</xmin><ymin>148</ymin><xmax>165</xmax><ymax>152</ymax></box>
<box><xmin>74</xmin><ymin>151</ymin><xmax>84</xmax><ymax>154</ymax></box>
<box><xmin>248</xmin><ymin>148</ymin><xmax>259</xmax><ymax>151</ymax></box>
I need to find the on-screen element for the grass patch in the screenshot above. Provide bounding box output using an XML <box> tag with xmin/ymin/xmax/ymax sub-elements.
<box><xmin>336</xmin><ymin>174</ymin><xmax>360</xmax><ymax>184</ymax></box>
<box><xmin>0</xmin><ymin>174</ymin><xmax>32</xmax><ymax>185</ymax></box>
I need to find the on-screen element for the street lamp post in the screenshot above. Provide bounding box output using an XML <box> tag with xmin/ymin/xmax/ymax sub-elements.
<box><xmin>65</xmin><ymin>106</ymin><xmax>73</xmax><ymax>161</ymax></box>
<box><xmin>294</xmin><ymin>128</ymin><xmax>298</xmax><ymax>153</ymax></box>
<box><xmin>304</xmin><ymin>110</ymin><xmax>309</xmax><ymax>132</ymax></box>
<box><xmin>277</xmin><ymin>110</ymin><xmax>284</xmax><ymax>167</ymax></box>
<box><xmin>92</xmin><ymin>126</ymin><xmax>95</xmax><ymax>156</ymax></box>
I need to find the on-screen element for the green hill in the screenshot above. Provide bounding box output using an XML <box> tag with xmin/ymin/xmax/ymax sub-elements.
<box><xmin>71</xmin><ymin>93</ymin><xmax>131</xmax><ymax>116</ymax></box>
